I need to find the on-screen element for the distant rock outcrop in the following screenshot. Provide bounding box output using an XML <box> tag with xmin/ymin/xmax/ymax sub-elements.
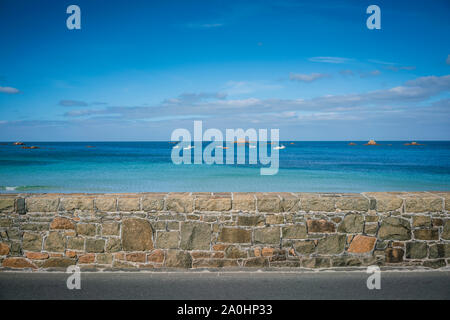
<box><xmin>348</xmin><ymin>142</ymin><xmax>357</xmax><ymax>146</ymax></box>
<box><xmin>21</xmin><ymin>146</ymin><xmax>40</xmax><ymax>149</ymax></box>
<box><xmin>13</xmin><ymin>142</ymin><xmax>25</xmax><ymax>145</ymax></box>
<box><xmin>404</xmin><ymin>141</ymin><xmax>424</xmax><ymax>146</ymax></box>
<box><xmin>364</xmin><ymin>139</ymin><xmax>380</xmax><ymax>146</ymax></box>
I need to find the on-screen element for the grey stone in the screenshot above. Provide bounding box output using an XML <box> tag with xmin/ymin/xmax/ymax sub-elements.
<box><xmin>254</xmin><ymin>227</ymin><xmax>280</xmax><ymax>244</ymax></box>
<box><xmin>282</xmin><ymin>224</ymin><xmax>307</xmax><ymax>239</ymax></box>
<box><xmin>378</xmin><ymin>217</ymin><xmax>411</xmax><ymax>240</ymax></box>
<box><xmin>316</xmin><ymin>234</ymin><xmax>346</xmax><ymax>254</ymax></box>
<box><xmin>180</xmin><ymin>222</ymin><xmax>211</xmax><ymax>250</ymax></box>
<box><xmin>122</xmin><ymin>218</ymin><xmax>153</xmax><ymax>251</ymax></box>
<box><xmin>338</xmin><ymin>214</ymin><xmax>364</xmax><ymax>233</ymax></box>
<box><xmin>293</xmin><ymin>241</ymin><xmax>315</xmax><ymax>255</ymax></box>
<box><xmin>165</xmin><ymin>250</ymin><xmax>192</xmax><ymax>268</ymax></box>
<box><xmin>406</xmin><ymin>242</ymin><xmax>427</xmax><ymax>259</ymax></box>
<box><xmin>156</xmin><ymin>231</ymin><xmax>179</xmax><ymax>249</ymax></box>
<box><xmin>85</xmin><ymin>239</ymin><xmax>105</xmax><ymax>253</ymax></box>
<box><xmin>44</xmin><ymin>232</ymin><xmax>65</xmax><ymax>252</ymax></box>
<box><xmin>22</xmin><ymin>232</ymin><xmax>42</xmax><ymax>251</ymax></box>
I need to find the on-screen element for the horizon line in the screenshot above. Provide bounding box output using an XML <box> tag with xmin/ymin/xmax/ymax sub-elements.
<box><xmin>2</xmin><ymin>140</ymin><xmax>450</xmax><ymax>143</ymax></box>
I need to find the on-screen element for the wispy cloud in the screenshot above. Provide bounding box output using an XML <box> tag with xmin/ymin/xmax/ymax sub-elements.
<box><xmin>367</xmin><ymin>59</ymin><xmax>396</xmax><ymax>65</ymax></box>
<box><xmin>386</xmin><ymin>65</ymin><xmax>416</xmax><ymax>72</ymax></box>
<box><xmin>368</xmin><ymin>59</ymin><xmax>416</xmax><ymax>72</ymax></box>
<box><xmin>289</xmin><ymin>72</ymin><xmax>330</xmax><ymax>83</ymax></box>
<box><xmin>339</xmin><ymin>69</ymin><xmax>381</xmax><ymax>78</ymax></box>
<box><xmin>359</xmin><ymin>70</ymin><xmax>381</xmax><ymax>78</ymax></box>
<box><xmin>61</xmin><ymin>75</ymin><xmax>450</xmax><ymax>126</ymax></box>
<box><xmin>187</xmin><ymin>23</ymin><xmax>224</xmax><ymax>29</ymax></box>
<box><xmin>59</xmin><ymin>100</ymin><xmax>89</xmax><ymax>107</ymax></box>
<box><xmin>6</xmin><ymin>74</ymin><xmax>449</xmax><ymax>140</ymax></box>
<box><xmin>339</xmin><ymin>70</ymin><xmax>354</xmax><ymax>76</ymax></box>
<box><xmin>163</xmin><ymin>92</ymin><xmax>227</xmax><ymax>105</ymax></box>
<box><xmin>309</xmin><ymin>56</ymin><xmax>352</xmax><ymax>64</ymax></box>
<box><xmin>0</xmin><ymin>86</ymin><xmax>20</xmax><ymax>94</ymax></box>
<box><xmin>223</xmin><ymin>81</ymin><xmax>282</xmax><ymax>94</ymax></box>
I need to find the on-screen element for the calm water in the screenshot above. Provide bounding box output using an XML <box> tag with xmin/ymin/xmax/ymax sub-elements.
<box><xmin>0</xmin><ymin>141</ymin><xmax>449</xmax><ymax>193</ymax></box>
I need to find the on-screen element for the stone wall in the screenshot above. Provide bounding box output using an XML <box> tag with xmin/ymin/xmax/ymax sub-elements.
<box><xmin>0</xmin><ymin>192</ymin><xmax>449</xmax><ymax>271</ymax></box>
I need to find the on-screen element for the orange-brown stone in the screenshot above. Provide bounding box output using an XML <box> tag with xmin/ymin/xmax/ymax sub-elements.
<box><xmin>385</xmin><ymin>248</ymin><xmax>404</xmax><ymax>263</ymax></box>
<box><xmin>26</xmin><ymin>252</ymin><xmax>49</xmax><ymax>260</ymax></box>
<box><xmin>0</xmin><ymin>242</ymin><xmax>10</xmax><ymax>255</ymax></box>
<box><xmin>50</xmin><ymin>217</ymin><xmax>75</xmax><ymax>230</ymax></box>
<box><xmin>212</xmin><ymin>252</ymin><xmax>225</xmax><ymax>258</ymax></box>
<box><xmin>261</xmin><ymin>247</ymin><xmax>275</xmax><ymax>257</ymax></box>
<box><xmin>147</xmin><ymin>250</ymin><xmax>164</xmax><ymax>263</ymax></box>
<box><xmin>113</xmin><ymin>253</ymin><xmax>125</xmax><ymax>260</ymax></box>
<box><xmin>2</xmin><ymin>257</ymin><xmax>37</xmax><ymax>269</ymax></box>
<box><xmin>49</xmin><ymin>253</ymin><xmax>64</xmax><ymax>257</ymax></box>
<box><xmin>65</xmin><ymin>250</ymin><xmax>77</xmax><ymax>258</ymax></box>
<box><xmin>78</xmin><ymin>254</ymin><xmax>95</xmax><ymax>263</ymax></box>
<box><xmin>212</xmin><ymin>244</ymin><xmax>227</xmax><ymax>251</ymax></box>
<box><xmin>348</xmin><ymin>235</ymin><xmax>376</xmax><ymax>253</ymax></box>
<box><xmin>126</xmin><ymin>252</ymin><xmax>146</xmax><ymax>263</ymax></box>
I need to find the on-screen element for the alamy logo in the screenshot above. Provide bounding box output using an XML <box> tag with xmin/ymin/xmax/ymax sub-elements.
<box><xmin>366</xmin><ymin>5</ymin><xmax>381</xmax><ymax>30</ymax></box>
<box><xmin>66</xmin><ymin>265</ymin><xmax>81</xmax><ymax>290</ymax></box>
<box><xmin>171</xmin><ymin>121</ymin><xmax>280</xmax><ymax>175</ymax></box>
<box><xmin>366</xmin><ymin>265</ymin><xmax>381</xmax><ymax>290</ymax></box>
<box><xmin>66</xmin><ymin>5</ymin><xmax>81</xmax><ymax>30</ymax></box>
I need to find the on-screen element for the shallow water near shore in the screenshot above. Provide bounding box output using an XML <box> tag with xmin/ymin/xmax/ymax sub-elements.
<box><xmin>0</xmin><ymin>141</ymin><xmax>449</xmax><ymax>193</ymax></box>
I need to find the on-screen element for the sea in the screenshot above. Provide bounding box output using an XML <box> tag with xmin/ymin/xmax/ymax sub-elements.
<box><xmin>0</xmin><ymin>141</ymin><xmax>449</xmax><ymax>193</ymax></box>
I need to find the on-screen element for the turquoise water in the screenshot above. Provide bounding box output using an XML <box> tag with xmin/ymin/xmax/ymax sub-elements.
<box><xmin>0</xmin><ymin>141</ymin><xmax>449</xmax><ymax>193</ymax></box>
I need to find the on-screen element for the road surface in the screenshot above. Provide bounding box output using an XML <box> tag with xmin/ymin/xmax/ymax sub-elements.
<box><xmin>0</xmin><ymin>271</ymin><xmax>449</xmax><ymax>300</ymax></box>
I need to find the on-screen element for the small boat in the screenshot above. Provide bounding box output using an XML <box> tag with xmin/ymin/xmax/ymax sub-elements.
<box><xmin>173</xmin><ymin>145</ymin><xmax>180</xmax><ymax>149</ymax></box>
<box><xmin>13</xmin><ymin>142</ymin><xmax>25</xmax><ymax>145</ymax></box>
<box><xmin>249</xmin><ymin>145</ymin><xmax>256</xmax><ymax>149</ymax></box>
<box><xmin>183</xmin><ymin>145</ymin><xmax>195</xmax><ymax>150</ymax></box>
<box><xmin>273</xmin><ymin>145</ymin><xmax>286</xmax><ymax>150</ymax></box>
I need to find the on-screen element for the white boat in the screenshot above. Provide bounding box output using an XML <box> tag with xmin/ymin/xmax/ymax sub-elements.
<box><xmin>273</xmin><ymin>145</ymin><xmax>286</xmax><ymax>150</ymax></box>
<box><xmin>183</xmin><ymin>145</ymin><xmax>195</xmax><ymax>150</ymax></box>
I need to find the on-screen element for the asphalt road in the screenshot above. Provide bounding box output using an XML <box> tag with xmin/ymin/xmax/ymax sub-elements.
<box><xmin>0</xmin><ymin>271</ymin><xmax>449</xmax><ymax>300</ymax></box>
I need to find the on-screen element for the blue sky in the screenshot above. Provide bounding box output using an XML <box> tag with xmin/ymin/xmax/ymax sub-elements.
<box><xmin>0</xmin><ymin>0</ymin><xmax>449</xmax><ymax>141</ymax></box>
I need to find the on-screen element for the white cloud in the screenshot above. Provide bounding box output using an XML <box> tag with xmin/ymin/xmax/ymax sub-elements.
<box><xmin>289</xmin><ymin>72</ymin><xmax>329</xmax><ymax>82</ymax></box>
<box><xmin>0</xmin><ymin>86</ymin><xmax>20</xmax><ymax>94</ymax></box>
<box><xmin>61</xmin><ymin>75</ymin><xmax>450</xmax><ymax>128</ymax></box>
